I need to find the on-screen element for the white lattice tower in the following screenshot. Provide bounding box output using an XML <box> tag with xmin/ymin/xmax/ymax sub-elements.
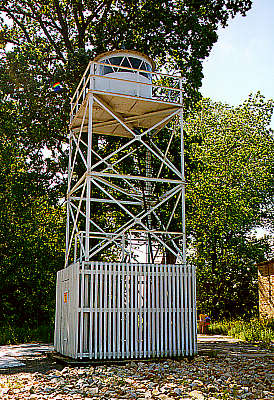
<box><xmin>55</xmin><ymin>50</ymin><xmax>197</xmax><ymax>360</ymax></box>
<box><xmin>65</xmin><ymin>50</ymin><xmax>186</xmax><ymax>266</ymax></box>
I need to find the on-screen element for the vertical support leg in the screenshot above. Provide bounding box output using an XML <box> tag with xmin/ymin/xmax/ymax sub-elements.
<box><xmin>65</xmin><ymin>200</ymin><xmax>70</xmax><ymax>267</ymax></box>
<box><xmin>82</xmin><ymin>90</ymin><xmax>93</xmax><ymax>356</ymax></box>
<box><xmin>65</xmin><ymin>132</ymin><xmax>72</xmax><ymax>267</ymax></box>
<box><xmin>146</xmin><ymin>147</ymin><xmax>153</xmax><ymax>263</ymax></box>
<box><xmin>179</xmin><ymin>82</ymin><xmax>186</xmax><ymax>265</ymax></box>
<box><xmin>85</xmin><ymin>93</ymin><xmax>93</xmax><ymax>261</ymax></box>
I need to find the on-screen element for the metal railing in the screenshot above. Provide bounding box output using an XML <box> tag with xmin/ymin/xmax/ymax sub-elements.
<box><xmin>70</xmin><ymin>61</ymin><xmax>183</xmax><ymax>121</ymax></box>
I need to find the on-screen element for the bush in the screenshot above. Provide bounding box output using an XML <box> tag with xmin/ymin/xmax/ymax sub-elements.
<box><xmin>228</xmin><ymin>319</ymin><xmax>274</xmax><ymax>343</ymax></box>
<box><xmin>208</xmin><ymin>318</ymin><xmax>274</xmax><ymax>344</ymax></box>
<box><xmin>0</xmin><ymin>323</ymin><xmax>54</xmax><ymax>345</ymax></box>
<box><xmin>207</xmin><ymin>320</ymin><xmax>230</xmax><ymax>335</ymax></box>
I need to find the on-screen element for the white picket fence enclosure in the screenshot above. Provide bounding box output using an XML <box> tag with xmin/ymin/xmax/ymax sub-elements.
<box><xmin>55</xmin><ymin>262</ymin><xmax>197</xmax><ymax>359</ymax></box>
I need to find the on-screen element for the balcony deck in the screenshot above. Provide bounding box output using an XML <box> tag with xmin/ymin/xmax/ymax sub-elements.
<box><xmin>69</xmin><ymin>62</ymin><xmax>183</xmax><ymax>137</ymax></box>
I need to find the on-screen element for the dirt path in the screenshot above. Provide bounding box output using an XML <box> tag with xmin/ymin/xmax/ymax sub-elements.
<box><xmin>197</xmin><ymin>334</ymin><xmax>274</xmax><ymax>358</ymax></box>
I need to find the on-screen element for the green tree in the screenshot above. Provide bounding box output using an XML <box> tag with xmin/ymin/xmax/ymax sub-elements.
<box><xmin>185</xmin><ymin>93</ymin><xmax>274</xmax><ymax>318</ymax></box>
<box><xmin>0</xmin><ymin>1</ymin><xmax>254</xmax><ymax>331</ymax></box>
<box><xmin>0</xmin><ymin>0</ymin><xmax>254</xmax><ymax>205</ymax></box>
<box><xmin>0</xmin><ymin>0</ymin><xmax>252</xmax><ymax>113</ymax></box>
<box><xmin>0</xmin><ymin>96</ymin><xmax>65</xmax><ymax>328</ymax></box>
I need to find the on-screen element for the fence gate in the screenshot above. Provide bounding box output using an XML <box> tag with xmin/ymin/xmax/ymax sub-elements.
<box><xmin>55</xmin><ymin>262</ymin><xmax>197</xmax><ymax>359</ymax></box>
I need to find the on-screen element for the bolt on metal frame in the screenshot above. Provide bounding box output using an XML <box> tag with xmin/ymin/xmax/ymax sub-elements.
<box><xmin>65</xmin><ymin>58</ymin><xmax>186</xmax><ymax>267</ymax></box>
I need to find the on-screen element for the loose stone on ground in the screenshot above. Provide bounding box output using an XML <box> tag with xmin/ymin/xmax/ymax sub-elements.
<box><xmin>0</xmin><ymin>354</ymin><xmax>273</xmax><ymax>399</ymax></box>
<box><xmin>0</xmin><ymin>337</ymin><xmax>273</xmax><ymax>399</ymax></box>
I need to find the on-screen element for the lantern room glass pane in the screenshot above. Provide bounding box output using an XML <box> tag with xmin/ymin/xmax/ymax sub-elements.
<box><xmin>99</xmin><ymin>57</ymin><xmax>123</xmax><ymax>75</ymax></box>
<box><xmin>99</xmin><ymin>58</ymin><xmax>113</xmax><ymax>75</ymax></box>
<box><xmin>109</xmin><ymin>56</ymin><xmax>123</xmax><ymax>66</ymax></box>
<box><xmin>99</xmin><ymin>55</ymin><xmax>152</xmax><ymax>81</ymax></box>
<box><xmin>121</xmin><ymin>57</ymin><xmax>131</xmax><ymax>69</ymax></box>
<box><xmin>129</xmin><ymin>57</ymin><xmax>142</xmax><ymax>70</ymax></box>
<box><xmin>140</xmin><ymin>62</ymin><xmax>152</xmax><ymax>81</ymax></box>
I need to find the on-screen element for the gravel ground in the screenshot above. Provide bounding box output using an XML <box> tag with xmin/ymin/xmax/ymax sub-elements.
<box><xmin>0</xmin><ymin>338</ymin><xmax>273</xmax><ymax>400</ymax></box>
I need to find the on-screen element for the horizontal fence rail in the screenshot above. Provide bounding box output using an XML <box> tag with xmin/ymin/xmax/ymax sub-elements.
<box><xmin>55</xmin><ymin>262</ymin><xmax>197</xmax><ymax>359</ymax></box>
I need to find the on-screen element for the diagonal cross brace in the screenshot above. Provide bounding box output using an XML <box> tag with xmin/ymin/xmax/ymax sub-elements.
<box><xmin>87</xmin><ymin>180</ymin><xmax>182</xmax><ymax>260</ymax></box>
<box><xmin>91</xmin><ymin>98</ymin><xmax>181</xmax><ymax>176</ymax></box>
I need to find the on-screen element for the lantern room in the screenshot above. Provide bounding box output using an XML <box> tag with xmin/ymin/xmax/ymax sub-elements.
<box><xmin>93</xmin><ymin>50</ymin><xmax>155</xmax><ymax>98</ymax></box>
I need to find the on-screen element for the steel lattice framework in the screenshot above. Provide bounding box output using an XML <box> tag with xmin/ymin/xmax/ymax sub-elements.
<box><xmin>65</xmin><ymin>57</ymin><xmax>186</xmax><ymax>267</ymax></box>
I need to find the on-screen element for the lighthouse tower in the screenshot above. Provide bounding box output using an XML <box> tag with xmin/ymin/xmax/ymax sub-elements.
<box><xmin>54</xmin><ymin>50</ymin><xmax>197</xmax><ymax>359</ymax></box>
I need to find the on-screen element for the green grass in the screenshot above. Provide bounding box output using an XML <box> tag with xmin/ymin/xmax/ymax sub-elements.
<box><xmin>208</xmin><ymin>318</ymin><xmax>274</xmax><ymax>345</ymax></box>
<box><xmin>0</xmin><ymin>323</ymin><xmax>54</xmax><ymax>345</ymax></box>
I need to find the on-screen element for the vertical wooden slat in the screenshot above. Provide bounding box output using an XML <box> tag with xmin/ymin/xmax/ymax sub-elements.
<box><xmin>73</xmin><ymin>265</ymin><xmax>78</xmax><ymax>357</ymax></box>
<box><xmin>66</xmin><ymin>268</ymin><xmax>70</xmax><ymax>356</ymax></box>
<box><xmin>168</xmin><ymin>265</ymin><xmax>172</xmax><ymax>356</ymax></box>
<box><xmin>67</xmin><ymin>267</ymin><xmax>71</xmax><ymax>357</ymax></box>
<box><xmin>151</xmin><ymin>264</ymin><xmax>155</xmax><ymax>355</ymax></box>
<box><xmin>103</xmin><ymin>262</ymin><xmax>107</xmax><ymax>358</ymax></box>
<box><xmin>163</xmin><ymin>264</ymin><xmax>168</xmax><ymax>356</ymax></box>
<box><xmin>160</xmin><ymin>264</ymin><xmax>164</xmax><ymax>357</ymax></box>
<box><xmin>83</xmin><ymin>271</ymin><xmax>89</xmax><ymax>353</ymax></box>
<box><xmin>126</xmin><ymin>263</ymin><xmax>130</xmax><ymax>358</ymax></box>
<box><xmin>64</xmin><ymin>269</ymin><xmax>68</xmax><ymax>356</ymax></box>
<box><xmin>193</xmin><ymin>265</ymin><xmax>197</xmax><ymax>355</ymax></box>
<box><xmin>76</xmin><ymin>264</ymin><xmax>80</xmax><ymax>358</ymax></box>
<box><xmin>147</xmin><ymin>263</ymin><xmax>151</xmax><ymax>357</ymax></box>
<box><xmin>134</xmin><ymin>262</ymin><xmax>138</xmax><ymax>357</ymax></box>
<box><xmin>191</xmin><ymin>265</ymin><xmax>194</xmax><ymax>355</ymax></box>
<box><xmin>130</xmin><ymin>263</ymin><xmax>134</xmax><ymax>357</ymax></box>
<box><xmin>113</xmin><ymin>263</ymin><xmax>116</xmax><ymax>358</ymax></box>
<box><xmin>117</xmin><ymin>263</ymin><xmax>121</xmax><ymax>358</ymax></box>
<box><xmin>70</xmin><ymin>265</ymin><xmax>75</xmax><ymax>358</ymax></box>
<box><xmin>184</xmin><ymin>263</ymin><xmax>189</xmax><ymax>356</ymax></box>
<box><xmin>138</xmin><ymin>263</ymin><xmax>142</xmax><ymax>358</ymax></box>
<box><xmin>121</xmin><ymin>264</ymin><xmax>125</xmax><ymax>358</ymax></box>
<box><xmin>94</xmin><ymin>262</ymin><xmax>98</xmax><ymax>359</ymax></box>
<box><xmin>68</xmin><ymin>266</ymin><xmax>72</xmax><ymax>357</ymax></box>
<box><xmin>79</xmin><ymin>267</ymin><xmax>84</xmax><ymax>358</ymax></box>
<box><xmin>180</xmin><ymin>264</ymin><xmax>185</xmax><ymax>356</ymax></box>
<box><xmin>143</xmin><ymin>264</ymin><xmax>147</xmax><ymax>358</ymax></box>
<box><xmin>172</xmin><ymin>265</ymin><xmax>176</xmax><ymax>356</ymax></box>
<box><xmin>188</xmin><ymin>264</ymin><xmax>193</xmax><ymax>356</ymax></box>
<box><xmin>99</xmin><ymin>263</ymin><xmax>103</xmax><ymax>359</ymax></box>
<box><xmin>108</xmin><ymin>263</ymin><xmax>112</xmax><ymax>359</ymax></box>
<box><xmin>176</xmin><ymin>264</ymin><xmax>181</xmax><ymax>356</ymax></box>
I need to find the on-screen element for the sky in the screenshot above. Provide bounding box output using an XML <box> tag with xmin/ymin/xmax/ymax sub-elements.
<box><xmin>201</xmin><ymin>0</ymin><xmax>274</xmax><ymax>127</ymax></box>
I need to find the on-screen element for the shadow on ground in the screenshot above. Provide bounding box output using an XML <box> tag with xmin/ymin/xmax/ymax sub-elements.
<box><xmin>0</xmin><ymin>336</ymin><xmax>273</xmax><ymax>376</ymax></box>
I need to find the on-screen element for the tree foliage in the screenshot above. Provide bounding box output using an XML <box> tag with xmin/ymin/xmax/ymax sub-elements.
<box><xmin>0</xmin><ymin>96</ymin><xmax>65</xmax><ymax>327</ymax></box>
<box><xmin>185</xmin><ymin>93</ymin><xmax>274</xmax><ymax>318</ymax></box>
<box><xmin>3</xmin><ymin>1</ymin><xmax>271</xmax><ymax>328</ymax></box>
<box><xmin>0</xmin><ymin>0</ymin><xmax>252</xmax><ymax>107</ymax></box>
